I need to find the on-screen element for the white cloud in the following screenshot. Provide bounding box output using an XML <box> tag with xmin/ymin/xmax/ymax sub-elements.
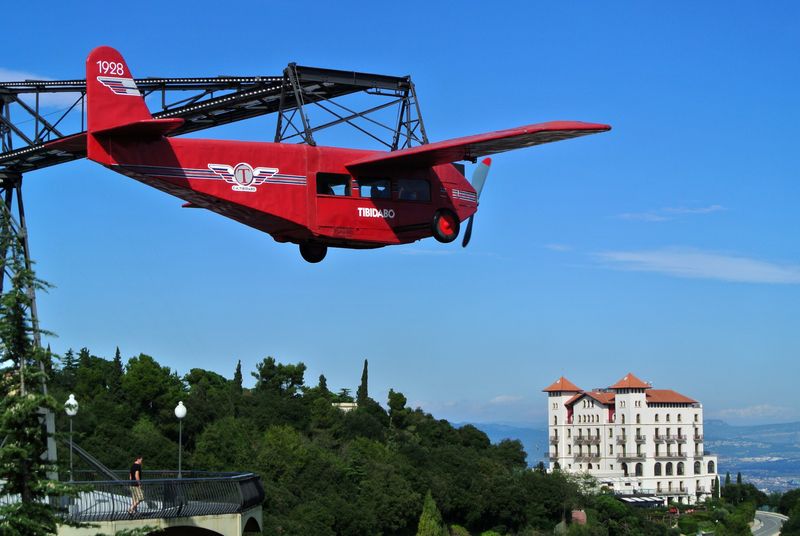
<box><xmin>617</xmin><ymin>204</ymin><xmax>726</xmax><ymax>222</ymax></box>
<box><xmin>544</xmin><ymin>243</ymin><xmax>573</xmax><ymax>252</ymax></box>
<box><xmin>489</xmin><ymin>395</ymin><xmax>524</xmax><ymax>405</ymax></box>
<box><xmin>595</xmin><ymin>247</ymin><xmax>800</xmax><ymax>284</ymax></box>
<box><xmin>0</xmin><ymin>67</ymin><xmax>83</xmax><ymax>109</ymax></box>
<box><xmin>716</xmin><ymin>404</ymin><xmax>791</xmax><ymax>420</ymax></box>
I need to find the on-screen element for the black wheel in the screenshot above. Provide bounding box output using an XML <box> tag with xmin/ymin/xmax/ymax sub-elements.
<box><xmin>432</xmin><ymin>209</ymin><xmax>460</xmax><ymax>243</ymax></box>
<box><xmin>299</xmin><ymin>242</ymin><xmax>327</xmax><ymax>263</ymax></box>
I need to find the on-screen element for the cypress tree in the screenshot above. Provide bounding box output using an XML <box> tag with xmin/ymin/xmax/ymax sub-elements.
<box><xmin>736</xmin><ymin>472</ymin><xmax>742</xmax><ymax>484</ymax></box>
<box><xmin>233</xmin><ymin>360</ymin><xmax>243</xmax><ymax>394</ymax></box>
<box><xmin>416</xmin><ymin>490</ymin><xmax>448</xmax><ymax>536</ymax></box>
<box><xmin>725</xmin><ymin>472</ymin><xmax>731</xmax><ymax>485</ymax></box>
<box><xmin>318</xmin><ymin>374</ymin><xmax>329</xmax><ymax>394</ymax></box>
<box><xmin>357</xmin><ymin>358</ymin><xmax>369</xmax><ymax>403</ymax></box>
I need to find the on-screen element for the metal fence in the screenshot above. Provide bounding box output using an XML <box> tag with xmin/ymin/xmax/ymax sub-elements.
<box><xmin>2</xmin><ymin>472</ymin><xmax>264</xmax><ymax>523</ymax></box>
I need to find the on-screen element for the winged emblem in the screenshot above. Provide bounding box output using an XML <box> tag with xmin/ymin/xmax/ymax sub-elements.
<box><xmin>208</xmin><ymin>162</ymin><xmax>278</xmax><ymax>192</ymax></box>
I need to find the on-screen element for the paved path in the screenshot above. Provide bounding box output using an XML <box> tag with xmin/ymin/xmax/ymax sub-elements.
<box><xmin>753</xmin><ymin>510</ymin><xmax>788</xmax><ymax>536</ymax></box>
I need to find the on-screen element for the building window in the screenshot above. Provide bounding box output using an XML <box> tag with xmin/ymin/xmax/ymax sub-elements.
<box><xmin>554</xmin><ymin>416</ymin><xmax>558</xmax><ymax>426</ymax></box>
<box><xmin>622</xmin><ymin>463</ymin><xmax>629</xmax><ymax>477</ymax></box>
<box><xmin>666</xmin><ymin>462</ymin><xmax>674</xmax><ymax>476</ymax></box>
<box><xmin>695</xmin><ymin>414</ymin><xmax>699</xmax><ymax>422</ymax></box>
<box><xmin>567</xmin><ymin>429</ymin><xmax>571</xmax><ymax>438</ymax></box>
<box><xmin>609</xmin><ymin>445</ymin><xmax>613</xmax><ymax>455</ymax></box>
<box><xmin>678</xmin><ymin>414</ymin><xmax>682</xmax><ymax>422</ymax></box>
<box><xmin>694</xmin><ymin>461</ymin><xmax>701</xmax><ymax>475</ymax></box>
<box><xmin>588</xmin><ymin>463</ymin><xmax>592</xmax><ymax>470</ymax></box>
<box><xmin>677</xmin><ymin>462</ymin><xmax>685</xmax><ymax>476</ymax></box>
<box><xmin>708</xmin><ymin>461</ymin><xmax>715</xmax><ymax>473</ymax></box>
<box><xmin>609</xmin><ymin>428</ymin><xmax>613</xmax><ymax>438</ymax></box>
<box><xmin>636</xmin><ymin>414</ymin><xmax>641</xmax><ymax>424</ymax></box>
<box><xmin>667</xmin><ymin>414</ymin><xmax>671</xmax><ymax>422</ymax></box>
<box><xmin>655</xmin><ymin>462</ymin><xmax>662</xmax><ymax>476</ymax></box>
<box><xmin>635</xmin><ymin>463</ymin><xmax>643</xmax><ymax>477</ymax></box>
<box><xmin>655</xmin><ymin>414</ymin><xmax>660</xmax><ymax>422</ymax></box>
<box><xmin>621</xmin><ymin>414</ymin><xmax>626</xmax><ymax>424</ymax></box>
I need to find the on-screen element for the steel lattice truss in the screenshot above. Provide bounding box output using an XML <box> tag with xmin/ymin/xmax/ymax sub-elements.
<box><xmin>0</xmin><ymin>63</ymin><xmax>428</xmax><ymax>181</ymax></box>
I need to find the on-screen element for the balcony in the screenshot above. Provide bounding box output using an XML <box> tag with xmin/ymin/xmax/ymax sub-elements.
<box><xmin>696</xmin><ymin>486</ymin><xmax>707</xmax><ymax>493</ymax></box>
<box><xmin>675</xmin><ymin>434</ymin><xmax>687</xmax><ymax>443</ymax></box>
<box><xmin>654</xmin><ymin>435</ymin><xmax>666</xmax><ymax>443</ymax></box>
<box><xmin>549</xmin><ymin>436</ymin><xmax>559</xmax><ymax>445</ymax></box>
<box><xmin>549</xmin><ymin>454</ymin><xmax>560</xmax><ymax>462</ymax></box>
<box><xmin>616</xmin><ymin>453</ymin><xmax>645</xmax><ymax>461</ymax></box>
<box><xmin>655</xmin><ymin>452</ymin><xmax>687</xmax><ymax>459</ymax></box>
<box><xmin>574</xmin><ymin>455</ymin><xmax>600</xmax><ymax>463</ymax></box>
<box><xmin>634</xmin><ymin>435</ymin><xmax>646</xmax><ymax>443</ymax></box>
<box><xmin>694</xmin><ymin>434</ymin><xmax>703</xmax><ymax>442</ymax></box>
<box><xmin>615</xmin><ymin>436</ymin><xmax>627</xmax><ymax>445</ymax></box>
<box><xmin>575</xmin><ymin>435</ymin><xmax>600</xmax><ymax>445</ymax></box>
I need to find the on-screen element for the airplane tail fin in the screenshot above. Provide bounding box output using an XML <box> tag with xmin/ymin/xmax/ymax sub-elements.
<box><xmin>86</xmin><ymin>46</ymin><xmax>183</xmax><ymax>162</ymax></box>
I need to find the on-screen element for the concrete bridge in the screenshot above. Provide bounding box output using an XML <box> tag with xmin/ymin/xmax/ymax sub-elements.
<box><xmin>54</xmin><ymin>471</ymin><xmax>264</xmax><ymax>536</ymax></box>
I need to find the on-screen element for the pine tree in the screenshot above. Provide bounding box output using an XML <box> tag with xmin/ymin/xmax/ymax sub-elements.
<box><xmin>0</xmin><ymin>206</ymin><xmax>76</xmax><ymax>534</ymax></box>
<box><xmin>416</xmin><ymin>490</ymin><xmax>448</xmax><ymax>536</ymax></box>
<box><xmin>357</xmin><ymin>358</ymin><xmax>369</xmax><ymax>403</ymax></box>
<box><xmin>109</xmin><ymin>346</ymin><xmax>124</xmax><ymax>394</ymax></box>
<box><xmin>318</xmin><ymin>374</ymin><xmax>329</xmax><ymax>395</ymax></box>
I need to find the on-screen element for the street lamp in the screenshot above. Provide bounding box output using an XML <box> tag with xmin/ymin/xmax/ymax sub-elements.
<box><xmin>64</xmin><ymin>394</ymin><xmax>78</xmax><ymax>482</ymax></box>
<box><xmin>174</xmin><ymin>401</ymin><xmax>187</xmax><ymax>478</ymax></box>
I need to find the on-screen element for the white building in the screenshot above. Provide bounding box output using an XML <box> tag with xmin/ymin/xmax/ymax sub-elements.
<box><xmin>544</xmin><ymin>372</ymin><xmax>718</xmax><ymax>504</ymax></box>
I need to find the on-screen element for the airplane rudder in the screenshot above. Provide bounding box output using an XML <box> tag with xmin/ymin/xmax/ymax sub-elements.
<box><xmin>86</xmin><ymin>46</ymin><xmax>152</xmax><ymax>133</ymax></box>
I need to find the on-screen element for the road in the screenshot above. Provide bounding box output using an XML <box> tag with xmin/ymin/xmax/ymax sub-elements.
<box><xmin>753</xmin><ymin>510</ymin><xmax>788</xmax><ymax>536</ymax></box>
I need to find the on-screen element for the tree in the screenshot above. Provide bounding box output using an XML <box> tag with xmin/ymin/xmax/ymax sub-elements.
<box><xmin>318</xmin><ymin>374</ymin><xmax>329</xmax><ymax>395</ymax></box>
<box><xmin>417</xmin><ymin>490</ymin><xmax>448</xmax><ymax>536</ymax></box>
<box><xmin>357</xmin><ymin>358</ymin><xmax>369</xmax><ymax>403</ymax></box>
<box><xmin>0</xmin><ymin>207</ymin><xmax>74</xmax><ymax>534</ymax></box>
<box><xmin>736</xmin><ymin>471</ymin><xmax>742</xmax><ymax>484</ymax></box>
<box><xmin>233</xmin><ymin>360</ymin><xmax>243</xmax><ymax>394</ymax></box>
<box><xmin>725</xmin><ymin>472</ymin><xmax>731</xmax><ymax>485</ymax></box>
<box><xmin>252</xmin><ymin>356</ymin><xmax>306</xmax><ymax>396</ymax></box>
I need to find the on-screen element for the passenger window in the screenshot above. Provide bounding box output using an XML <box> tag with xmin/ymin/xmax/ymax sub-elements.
<box><xmin>358</xmin><ymin>178</ymin><xmax>391</xmax><ymax>199</ymax></box>
<box><xmin>317</xmin><ymin>173</ymin><xmax>351</xmax><ymax>196</ymax></box>
<box><xmin>397</xmin><ymin>178</ymin><xmax>430</xmax><ymax>202</ymax></box>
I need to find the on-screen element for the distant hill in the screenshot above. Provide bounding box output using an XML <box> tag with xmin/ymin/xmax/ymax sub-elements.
<box><xmin>463</xmin><ymin>420</ymin><xmax>800</xmax><ymax>492</ymax></box>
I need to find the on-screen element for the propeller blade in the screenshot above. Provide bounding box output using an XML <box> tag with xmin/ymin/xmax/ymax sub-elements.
<box><xmin>462</xmin><ymin>158</ymin><xmax>491</xmax><ymax>248</ymax></box>
<box><xmin>471</xmin><ymin>157</ymin><xmax>492</xmax><ymax>198</ymax></box>
<box><xmin>462</xmin><ymin>215</ymin><xmax>475</xmax><ymax>248</ymax></box>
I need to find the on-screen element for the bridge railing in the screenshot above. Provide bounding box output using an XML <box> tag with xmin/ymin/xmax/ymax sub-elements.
<box><xmin>1</xmin><ymin>472</ymin><xmax>264</xmax><ymax>522</ymax></box>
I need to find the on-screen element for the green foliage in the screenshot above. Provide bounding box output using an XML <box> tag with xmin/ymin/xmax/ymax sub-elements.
<box><xmin>418</xmin><ymin>490</ymin><xmax>448</xmax><ymax>536</ymax></box>
<box><xmin>0</xmin><ymin>209</ymin><xmax>76</xmax><ymax>535</ymax></box>
<box><xmin>251</xmin><ymin>356</ymin><xmax>306</xmax><ymax>395</ymax></box>
<box><xmin>782</xmin><ymin>502</ymin><xmax>800</xmax><ymax>536</ymax></box>
<box><xmin>779</xmin><ymin>488</ymin><xmax>800</xmax><ymax>515</ymax></box>
<box><xmin>449</xmin><ymin>524</ymin><xmax>471</xmax><ymax>536</ymax></box>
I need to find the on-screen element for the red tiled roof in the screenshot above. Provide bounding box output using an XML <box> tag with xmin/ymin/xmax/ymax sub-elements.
<box><xmin>646</xmin><ymin>389</ymin><xmax>696</xmax><ymax>404</ymax></box>
<box><xmin>609</xmin><ymin>372</ymin><xmax>651</xmax><ymax>389</ymax></box>
<box><xmin>565</xmin><ymin>391</ymin><xmax>615</xmax><ymax>407</ymax></box>
<box><xmin>542</xmin><ymin>376</ymin><xmax>582</xmax><ymax>392</ymax></box>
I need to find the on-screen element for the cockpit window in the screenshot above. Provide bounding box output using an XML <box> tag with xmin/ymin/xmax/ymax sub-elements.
<box><xmin>317</xmin><ymin>173</ymin><xmax>351</xmax><ymax>196</ymax></box>
<box><xmin>358</xmin><ymin>177</ymin><xmax>391</xmax><ymax>199</ymax></box>
<box><xmin>397</xmin><ymin>178</ymin><xmax>430</xmax><ymax>202</ymax></box>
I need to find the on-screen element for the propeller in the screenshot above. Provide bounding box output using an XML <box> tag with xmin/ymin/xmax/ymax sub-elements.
<box><xmin>462</xmin><ymin>157</ymin><xmax>492</xmax><ymax>247</ymax></box>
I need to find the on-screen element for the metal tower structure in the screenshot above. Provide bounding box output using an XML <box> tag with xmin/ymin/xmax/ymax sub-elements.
<box><xmin>0</xmin><ymin>62</ymin><xmax>428</xmax><ymax>470</ymax></box>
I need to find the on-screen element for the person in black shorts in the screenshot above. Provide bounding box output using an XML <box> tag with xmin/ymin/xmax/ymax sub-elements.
<box><xmin>128</xmin><ymin>455</ymin><xmax>143</xmax><ymax>514</ymax></box>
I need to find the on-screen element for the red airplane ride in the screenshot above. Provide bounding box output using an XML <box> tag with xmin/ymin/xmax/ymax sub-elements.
<box><xmin>86</xmin><ymin>46</ymin><xmax>610</xmax><ymax>262</ymax></box>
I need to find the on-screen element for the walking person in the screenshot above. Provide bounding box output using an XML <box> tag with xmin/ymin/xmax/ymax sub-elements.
<box><xmin>128</xmin><ymin>455</ymin><xmax>144</xmax><ymax>515</ymax></box>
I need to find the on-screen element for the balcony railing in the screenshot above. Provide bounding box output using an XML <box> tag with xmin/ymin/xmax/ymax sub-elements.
<box><xmin>0</xmin><ymin>471</ymin><xmax>264</xmax><ymax>523</ymax></box>
<box><xmin>549</xmin><ymin>455</ymin><xmax>560</xmax><ymax>461</ymax></box>
<box><xmin>694</xmin><ymin>434</ymin><xmax>703</xmax><ymax>442</ymax></box>
<box><xmin>575</xmin><ymin>435</ymin><xmax>600</xmax><ymax>445</ymax></box>
<box><xmin>574</xmin><ymin>455</ymin><xmax>600</xmax><ymax>462</ymax></box>
<box><xmin>654</xmin><ymin>435</ymin><xmax>666</xmax><ymax>443</ymax></box>
<box><xmin>634</xmin><ymin>435</ymin><xmax>646</xmax><ymax>443</ymax></box>
<box><xmin>549</xmin><ymin>436</ymin><xmax>559</xmax><ymax>444</ymax></box>
<box><xmin>617</xmin><ymin>453</ymin><xmax>645</xmax><ymax>461</ymax></box>
<box><xmin>675</xmin><ymin>434</ymin><xmax>687</xmax><ymax>443</ymax></box>
<box><xmin>615</xmin><ymin>436</ymin><xmax>627</xmax><ymax>444</ymax></box>
<box><xmin>655</xmin><ymin>452</ymin><xmax>687</xmax><ymax>459</ymax></box>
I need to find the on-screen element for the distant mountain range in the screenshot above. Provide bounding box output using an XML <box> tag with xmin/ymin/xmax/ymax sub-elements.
<box><xmin>461</xmin><ymin>420</ymin><xmax>800</xmax><ymax>492</ymax></box>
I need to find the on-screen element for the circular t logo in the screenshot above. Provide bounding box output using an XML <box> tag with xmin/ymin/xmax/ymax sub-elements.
<box><xmin>233</xmin><ymin>163</ymin><xmax>254</xmax><ymax>186</ymax></box>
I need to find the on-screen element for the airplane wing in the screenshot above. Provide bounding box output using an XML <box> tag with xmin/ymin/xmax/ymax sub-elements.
<box><xmin>345</xmin><ymin>121</ymin><xmax>610</xmax><ymax>173</ymax></box>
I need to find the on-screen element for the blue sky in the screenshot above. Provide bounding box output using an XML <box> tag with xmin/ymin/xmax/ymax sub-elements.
<box><xmin>4</xmin><ymin>1</ymin><xmax>799</xmax><ymax>428</ymax></box>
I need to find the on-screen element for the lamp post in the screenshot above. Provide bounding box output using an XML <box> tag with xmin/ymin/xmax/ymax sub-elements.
<box><xmin>174</xmin><ymin>401</ymin><xmax>187</xmax><ymax>478</ymax></box>
<box><xmin>64</xmin><ymin>394</ymin><xmax>78</xmax><ymax>482</ymax></box>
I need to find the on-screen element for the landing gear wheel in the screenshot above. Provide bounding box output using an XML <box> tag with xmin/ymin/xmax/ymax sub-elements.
<box><xmin>432</xmin><ymin>209</ymin><xmax>460</xmax><ymax>243</ymax></box>
<box><xmin>299</xmin><ymin>242</ymin><xmax>328</xmax><ymax>263</ymax></box>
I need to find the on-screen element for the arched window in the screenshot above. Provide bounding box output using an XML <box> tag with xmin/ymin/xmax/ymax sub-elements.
<box><xmin>635</xmin><ymin>463</ymin><xmax>643</xmax><ymax>476</ymax></box>
<box><xmin>588</xmin><ymin>463</ymin><xmax>592</xmax><ymax>470</ymax></box>
<box><xmin>554</xmin><ymin>462</ymin><xmax>560</xmax><ymax>471</ymax></box>
<box><xmin>677</xmin><ymin>462</ymin><xmax>685</xmax><ymax>476</ymax></box>
<box><xmin>708</xmin><ymin>461</ymin><xmax>715</xmax><ymax>473</ymax></box>
<box><xmin>654</xmin><ymin>462</ymin><xmax>662</xmax><ymax>476</ymax></box>
<box><xmin>621</xmin><ymin>463</ymin><xmax>628</xmax><ymax>477</ymax></box>
<box><xmin>666</xmin><ymin>462</ymin><xmax>674</xmax><ymax>476</ymax></box>
<box><xmin>694</xmin><ymin>461</ymin><xmax>701</xmax><ymax>475</ymax></box>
